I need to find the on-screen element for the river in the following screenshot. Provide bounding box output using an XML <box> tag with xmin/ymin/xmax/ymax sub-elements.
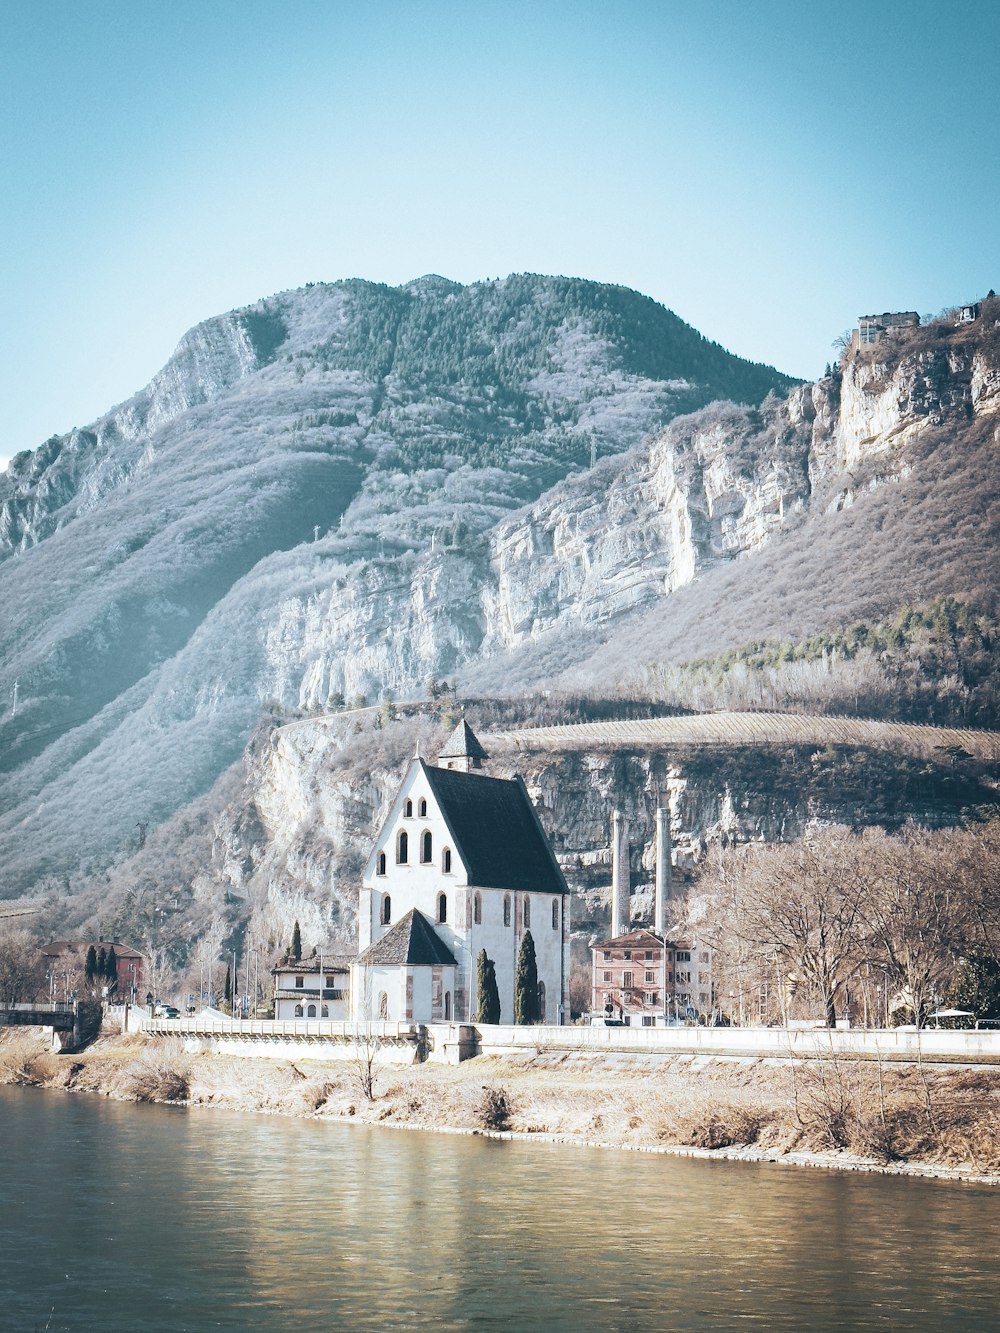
<box><xmin>1</xmin><ymin>1085</ymin><xmax>998</xmax><ymax>1331</ymax></box>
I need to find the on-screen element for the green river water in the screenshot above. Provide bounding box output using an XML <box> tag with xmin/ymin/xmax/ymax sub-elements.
<box><xmin>1</xmin><ymin>1085</ymin><xmax>998</xmax><ymax>1331</ymax></box>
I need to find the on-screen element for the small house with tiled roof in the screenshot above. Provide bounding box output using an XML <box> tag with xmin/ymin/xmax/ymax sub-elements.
<box><xmin>352</xmin><ymin>722</ymin><xmax>570</xmax><ymax>1024</ymax></box>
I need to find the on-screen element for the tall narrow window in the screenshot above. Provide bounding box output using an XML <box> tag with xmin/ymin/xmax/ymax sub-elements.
<box><xmin>421</xmin><ymin>830</ymin><xmax>433</xmax><ymax>863</ymax></box>
<box><xmin>442</xmin><ymin>847</ymin><xmax>452</xmax><ymax>873</ymax></box>
<box><xmin>523</xmin><ymin>897</ymin><xmax>531</xmax><ymax>928</ymax></box>
<box><xmin>307</xmin><ymin>1004</ymin><xmax>317</xmax><ymax>1018</ymax></box>
<box><xmin>418</xmin><ymin>798</ymin><xmax>427</xmax><ymax>816</ymax></box>
<box><xmin>404</xmin><ymin>799</ymin><xmax>413</xmax><ymax>818</ymax></box>
<box><xmin>397</xmin><ymin>829</ymin><xmax>408</xmax><ymax>864</ymax></box>
<box><xmin>381</xmin><ymin>894</ymin><xmax>391</xmax><ymax>926</ymax></box>
<box><xmin>377</xmin><ymin>851</ymin><xmax>386</xmax><ymax>876</ymax></box>
<box><xmin>474</xmin><ymin>892</ymin><xmax>482</xmax><ymax>925</ymax></box>
<box><xmin>437</xmin><ymin>892</ymin><xmax>447</xmax><ymax>924</ymax></box>
<box><xmin>551</xmin><ymin>899</ymin><xmax>559</xmax><ymax>930</ymax></box>
<box><xmin>444</xmin><ymin>992</ymin><xmax>452</xmax><ymax>1020</ymax></box>
<box><xmin>503</xmin><ymin>895</ymin><xmax>511</xmax><ymax>927</ymax></box>
<box><xmin>378</xmin><ymin>992</ymin><xmax>389</xmax><ymax>1020</ymax></box>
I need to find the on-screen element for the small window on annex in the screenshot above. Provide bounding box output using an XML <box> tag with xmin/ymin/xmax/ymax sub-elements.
<box><xmin>421</xmin><ymin>830</ymin><xmax>433</xmax><ymax>863</ymax></box>
<box><xmin>294</xmin><ymin>1004</ymin><xmax>304</xmax><ymax>1017</ymax></box>
<box><xmin>404</xmin><ymin>798</ymin><xmax>413</xmax><ymax>818</ymax></box>
<box><xmin>437</xmin><ymin>892</ymin><xmax>448</xmax><ymax>924</ymax></box>
<box><xmin>397</xmin><ymin>829</ymin><xmax>409</xmax><ymax>864</ymax></box>
<box><xmin>307</xmin><ymin>1004</ymin><xmax>317</xmax><ymax>1018</ymax></box>
<box><xmin>473</xmin><ymin>892</ymin><xmax>482</xmax><ymax>924</ymax></box>
<box><xmin>551</xmin><ymin>899</ymin><xmax>559</xmax><ymax>930</ymax></box>
<box><xmin>377</xmin><ymin>851</ymin><xmax>387</xmax><ymax>876</ymax></box>
<box><xmin>523</xmin><ymin>897</ymin><xmax>531</xmax><ymax>928</ymax></box>
<box><xmin>442</xmin><ymin>847</ymin><xmax>452</xmax><ymax>873</ymax></box>
<box><xmin>381</xmin><ymin>894</ymin><xmax>392</xmax><ymax>926</ymax></box>
<box><xmin>503</xmin><ymin>894</ymin><xmax>511</xmax><ymax>927</ymax></box>
<box><xmin>418</xmin><ymin>798</ymin><xmax>428</xmax><ymax>817</ymax></box>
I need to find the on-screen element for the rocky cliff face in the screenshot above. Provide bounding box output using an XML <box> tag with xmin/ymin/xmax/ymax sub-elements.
<box><xmin>0</xmin><ymin>274</ymin><xmax>792</xmax><ymax>893</ymax></box>
<box><xmin>462</xmin><ymin>303</ymin><xmax>1000</xmax><ymax>691</ymax></box>
<box><xmin>92</xmin><ymin>710</ymin><xmax>995</xmax><ymax>967</ymax></box>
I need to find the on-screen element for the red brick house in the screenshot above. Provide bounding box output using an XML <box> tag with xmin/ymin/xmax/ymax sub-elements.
<box><xmin>40</xmin><ymin>939</ymin><xmax>146</xmax><ymax>1000</ymax></box>
<box><xmin>591</xmin><ymin>928</ymin><xmax>712</xmax><ymax>1025</ymax></box>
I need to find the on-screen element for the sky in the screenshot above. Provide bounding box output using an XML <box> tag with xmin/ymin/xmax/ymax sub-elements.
<box><xmin>2</xmin><ymin>0</ymin><xmax>999</xmax><ymax>468</ymax></box>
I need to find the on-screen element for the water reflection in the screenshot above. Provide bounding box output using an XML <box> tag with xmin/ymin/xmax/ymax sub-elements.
<box><xmin>1</xmin><ymin>1087</ymin><xmax>998</xmax><ymax>1331</ymax></box>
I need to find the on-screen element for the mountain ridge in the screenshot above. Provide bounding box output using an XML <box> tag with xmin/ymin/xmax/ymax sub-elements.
<box><xmin>0</xmin><ymin>273</ymin><xmax>794</xmax><ymax>893</ymax></box>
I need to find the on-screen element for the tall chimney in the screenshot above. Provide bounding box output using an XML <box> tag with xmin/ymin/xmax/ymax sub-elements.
<box><xmin>654</xmin><ymin>804</ymin><xmax>672</xmax><ymax>935</ymax></box>
<box><xmin>611</xmin><ymin>811</ymin><xmax>630</xmax><ymax>938</ymax></box>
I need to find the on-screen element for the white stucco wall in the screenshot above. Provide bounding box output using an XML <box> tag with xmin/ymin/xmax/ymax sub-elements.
<box><xmin>358</xmin><ymin>759</ymin><xmax>569</xmax><ymax>1023</ymax></box>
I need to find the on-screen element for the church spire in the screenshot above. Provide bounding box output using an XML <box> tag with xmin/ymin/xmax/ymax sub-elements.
<box><xmin>438</xmin><ymin>718</ymin><xmax>489</xmax><ymax>773</ymax></box>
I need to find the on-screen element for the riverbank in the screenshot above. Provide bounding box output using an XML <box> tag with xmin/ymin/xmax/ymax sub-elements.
<box><xmin>3</xmin><ymin>1029</ymin><xmax>999</xmax><ymax>1182</ymax></box>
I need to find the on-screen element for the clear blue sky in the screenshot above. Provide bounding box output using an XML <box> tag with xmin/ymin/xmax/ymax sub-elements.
<box><xmin>2</xmin><ymin>0</ymin><xmax>998</xmax><ymax>466</ymax></box>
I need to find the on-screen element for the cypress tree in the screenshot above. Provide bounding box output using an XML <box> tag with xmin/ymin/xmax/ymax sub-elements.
<box><xmin>291</xmin><ymin>920</ymin><xmax>302</xmax><ymax>962</ymax></box>
<box><xmin>85</xmin><ymin>945</ymin><xmax>97</xmax><ymax>985</ymax></box>
<box><xmin>514</xmin><ymin>931</ymin><xmax>539</xmax><ymax>1025</ymax></box>
<box><xmin>224</xmin><ymin>962</ymin><xmax>232</xmax><ymax>1008</ymax></box>
<box><xmin>97</xmin><ymin>946</ymin><xmax>107</xmax><ymax>983</ymax></box>
<box><xmin>105</xmin><ymin>945</ymin><xmax>118</xmax><ymax>993</ymax></box>
<box><xmin>475</xmin><ymin>949</ymin><xmax>501</xmax><ymax>1024</ymax></box>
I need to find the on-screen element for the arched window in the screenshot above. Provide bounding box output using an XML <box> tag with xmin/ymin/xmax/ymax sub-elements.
<box><xmin>444</xmin><ymin>991</ymin><xmax>452</xmax><ymax>1020</ymax></box>
<box><xmin>537</xmin><ymin>981</ymin><xmax>546</xmax><ymax>1020</ymax></box>
<box><xmin>503</xmin><ymin>894</ymin><xmax>511</xmax><ymax>927</ymax></box>
<box><xmin>523</xmin><ymin>896</ymin><xmax>531</xmax><ymax>928</ymax></box>
<box><xmin>421</xmin><ymin>830</ymin><xmax>433</xmax><ymax>863</ymax></box>
<box><xmin>381</xmin><ymin>894</ymin><xmax>391</xmax><ymax>926</ymax></box>
<box><xmin>397</xmin><ymin>829</ymin><xmax>408</xmax><ymax>864</ymax></box>
<box><xmin>307</xmin><ymin>1004</ymin><xmax>317</xmax><ymax>1018</ymax></box>
<box><xmin>378</xmin><ymin>992</ymin><xmax>389</xmax><ymax>1020</ymax></box>
<box><xmin>321</xmin><ymin>1004</ymin><xmax>329</xmax><ymax>1018</ymax></box>
<box><xmin>294</xmin><ymin>1004</ymin><xmax>304</xmax><ymax>1018</ymax></box>
<box><xmin>552</xmin><ymin>898</ymin><xmax>559</xmax><ymax>930</ymax></box>
<box><xmin>418</xmin><ymin>798</ymin><xmax>427</xmax><ymax>816</ymax></box>
<box><xmin>377</xmin><ymin>851</ymin><xmax>386</xmax><ymax>876</ymax></box>
<box><xmin>404</xmin><ymin>798</ymin><xmax>413</xmax><ymax>817</ymax></box>
<box><xmin>437</xmin><ymin>892</ymin><xmax>447</xmax><ymax>924</ymax></box>
<box><xmin>474</xmin><ymin>892</ymin><xmax>482</xmax><ymax>925</ymax></box>
<box><xmin>442</xmin><ymin>847</ymin><xmax>452</xmax><ymax>873</ymax></box>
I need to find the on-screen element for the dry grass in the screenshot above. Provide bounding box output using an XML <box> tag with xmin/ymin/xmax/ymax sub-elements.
<box><xmin>5</xmin><ymin>1031</ymin><xmax>1000</xmax><ymax>1176</ymax></box>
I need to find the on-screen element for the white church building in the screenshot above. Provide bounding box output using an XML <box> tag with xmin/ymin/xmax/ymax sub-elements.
<box><xmin>349</xmin><ymin>721</ymin><xmax>570</xmax><ymax>1025</ymax></box>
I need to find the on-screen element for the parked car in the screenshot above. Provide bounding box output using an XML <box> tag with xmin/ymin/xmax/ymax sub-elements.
<box><xmin>154</xmin><ymin>1003</ymin><xmax>180</xmax><ymax>1019</ymax></box>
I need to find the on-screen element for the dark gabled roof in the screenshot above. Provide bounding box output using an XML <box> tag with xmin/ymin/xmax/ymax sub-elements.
<box><xmin>358</xmin><ymin>909</ymin><xmax>456</xmax><ymax>967</ymax></box>
<box><xmin>421</xmin><ymin>762</ymin><xmax>568</xmax><ymax>895</ymax></box>
<box><xmin>438</xmin><ymin>718</ymin><xmax>489</xmax><ymax>761</ymax></box>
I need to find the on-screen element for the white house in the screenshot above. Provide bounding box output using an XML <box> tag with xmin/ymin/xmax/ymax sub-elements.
<box><xmin>272</xmin><ymin>957</ymin><xmax>349</xmax><ymax>1020</ymax></box>
<box><xmin>350</xmin><ymin>721</ymin><xmax>570</xmax><ymax>1024</ymax></box>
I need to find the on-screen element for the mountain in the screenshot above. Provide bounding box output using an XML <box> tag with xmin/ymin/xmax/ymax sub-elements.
<box><xmin>459</xmin><ymin>299</ymin><xmax>1000</xmax><ymax>708</ymax></box>
<box><xmin>0</xmin><ymin>274</ymin><xmax>793</xmax><ymax>894</ymax></box>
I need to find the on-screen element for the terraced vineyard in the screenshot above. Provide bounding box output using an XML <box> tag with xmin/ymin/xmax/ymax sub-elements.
<box><xmin>485</xmin><ymin>712</ymin><xmax>1000</xmax><ymax>762</ymax></box>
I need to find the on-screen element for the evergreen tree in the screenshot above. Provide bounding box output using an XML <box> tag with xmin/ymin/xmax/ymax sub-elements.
<box><xmin>84</xmin><ymin>945</ymin><xmax>97</xmax><ymax>986</ymax></box>
<box><xmin>224</xmin><ymin>962</ymin><xmax>232</xmax><ymax>1008</ymax></box>
<box><xmin>514</xmin><ymin>931</ymin><xmax>539</xmax><ymax>1025</ymax></box>
<box><xmin>475</xmin><ymin>949</ymin><xmax>501</xmax><ymax>1024</ymax></box>
<box><xmin>97</xmin><ymin>946</ymin><xmax>107</xmax><ymax>984</ymax></box>
<box><xmin>291</xmin><ymin>920</ymin><xmax>302</xmax><ymax>962</ymax></box>
<box><xmin>105</xmin><ymin>945</ymin><xmax>118</xmax><ymax>994</ymax></box>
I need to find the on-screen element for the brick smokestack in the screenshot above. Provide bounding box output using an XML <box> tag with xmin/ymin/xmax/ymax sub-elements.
<box><xmin>654</xmin><ymin>804</ymin><xmax>672</xmax><ymax>935</ymax></box>
<box><xmin>611</xmin><ymin>810</ymin><xmax>630</xmax><ymax>938</ymax></box>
